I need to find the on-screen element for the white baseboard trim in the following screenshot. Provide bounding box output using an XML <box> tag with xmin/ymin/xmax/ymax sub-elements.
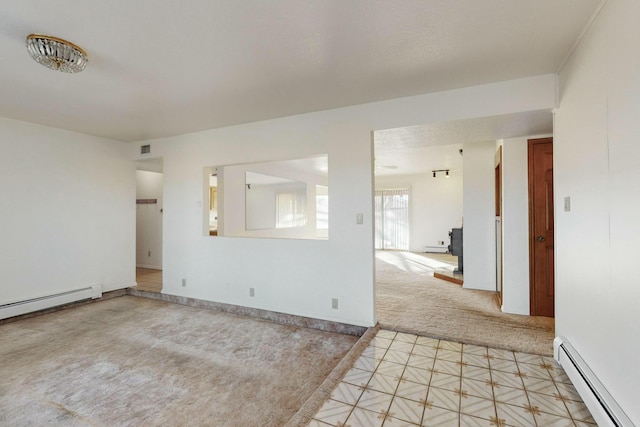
<box><xmin>500</xmin><ymin>305</ymin><xmax>529</xmax><ymax>316</ymax></box>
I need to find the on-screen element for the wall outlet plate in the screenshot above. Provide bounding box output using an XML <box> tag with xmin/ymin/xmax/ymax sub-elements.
<box><xmin>332</xmin><ymin>298</ymin><xmax>339</xmax><ymax>309</ymax></box>
<box><xmin>250</xmin><ymin>287</ymin><xmax>255</xmax><ymax>297</ymax></box>
<box><xmin>181</xmin><ymin>279</ymin><xmax>186</xmax><ymax>287</ymax></box>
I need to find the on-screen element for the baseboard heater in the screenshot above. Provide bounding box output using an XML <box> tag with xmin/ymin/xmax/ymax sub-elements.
<box><xmin>554</xmin><ymin>337</ymin><xmax>635</xmax><ymax>427</ymax></box>
<box><xmin>0</xmin><ymin>285</ymin><xmax>102</xmax><ymax>320</ymax></box>
<box><xmin>424</xmin><ymin>246</ymin><xmax>448</xmax><ymax>254</ymax></box>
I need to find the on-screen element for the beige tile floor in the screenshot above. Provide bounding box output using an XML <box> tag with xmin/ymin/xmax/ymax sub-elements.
<box><xmin>309</xmin><ymin>329</ymin><xmax>596</xmax><ymax>427</ymax></box>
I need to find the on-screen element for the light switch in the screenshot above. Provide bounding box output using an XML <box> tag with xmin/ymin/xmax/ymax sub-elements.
<box><xmin>356</xmin><ymin>213</ymin><xmax>364</xmax><ymax>224</ymax></box>
<box><xmin>564</xmin><ymin>196</ymin><xmax>571</xmax><ymax>212</ymax></box>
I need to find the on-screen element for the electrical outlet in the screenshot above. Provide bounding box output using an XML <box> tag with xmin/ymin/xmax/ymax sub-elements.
<box><xmin>250</xmin><ymin>287</ymin><xmax>255</xmax><ymax>297</ymax></box>
<box><xmin>332</xmin><ymin>298</ymin><xmax>339</xmax><ymax>309</ymax></box>
<box><xmin>148</xmin><ymin>250</ymin><xmax>151</xmax><ymax>257</ymax></box>
<box><xmin>564</xmin><ymin>196</ymin><xmax>571</xmax><ymax>212</ymax></box>
<box><xmin>181</xmin><ymin>279</ymin><xmax>186</xmax><ymax>287</ymax></box>
<box><xmin>356</xmin><ymin>213</ymin><xmax>364</xmax><ymax>224</ymax></box>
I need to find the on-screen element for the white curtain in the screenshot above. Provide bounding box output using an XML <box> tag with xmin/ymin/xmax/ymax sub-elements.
<box><xmin>375</xmin><ymin>189</ymin><xmax>409</xmax><ymax>250</ymax></box>
<box><xmin>276</xmin><ymin>191</ymin><xmax>307</xmax><ymax>228</ymax></box>
<box><xmin>316</xmin><ymin>185</ymin><xmax>329</xmax><ymax>231</ymax></box>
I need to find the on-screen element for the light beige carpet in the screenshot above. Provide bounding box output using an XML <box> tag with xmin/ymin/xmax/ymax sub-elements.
<box><xmin>0</xmin><ymin>296</ymin><xmax>358</xmax><ymax>426</ymax></box>
<box><xmin>376</xmin><ymin>251</ymin><xmax>554</xmax><ymax>356</ymax></box>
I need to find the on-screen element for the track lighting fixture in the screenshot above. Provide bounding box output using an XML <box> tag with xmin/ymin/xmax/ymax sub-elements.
<box><xmin>432</xmin><ymin>169</ymin><xmax>450</xmax><ymax>178</ymax></box>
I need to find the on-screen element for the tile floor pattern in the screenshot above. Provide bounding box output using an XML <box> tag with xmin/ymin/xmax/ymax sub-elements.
<box><xmin>309</xmin><ymin>330</ymin><xmax>596</xmax><ymax>427</ymax></box>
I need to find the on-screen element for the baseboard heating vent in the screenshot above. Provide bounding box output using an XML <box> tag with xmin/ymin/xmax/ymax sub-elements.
<box><xmin>0</xmin><ymin>285</ymin><xmax>102</xmax><ymax>320</ymax></box>
<box><xmin>424</xmin><ymin>246</ymin><xmax>448</xmax><ymax>254</ymax></box>
<box><xmin>554</xmin><ymin>337</ymin><xmax>635</xmax><ymax>427</ymax></box>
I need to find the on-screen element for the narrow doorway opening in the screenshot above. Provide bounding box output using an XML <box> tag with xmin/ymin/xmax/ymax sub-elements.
<box><xmin>135</xmin><ymin>158</ymin><xmax>163</xmax><ymax>292</ymax></box>
<box><xmin>373</xmin><ymin>127</ymin><xmax>464</xmax><ymax>334</ymax></box>
<box><xmin>372</xmin><ymin>119</ymin><xmax>555</xmax><ymax>354</ymax></box>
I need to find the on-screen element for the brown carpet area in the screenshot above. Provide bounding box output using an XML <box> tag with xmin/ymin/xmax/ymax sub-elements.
<box><xmin>0</xmin><ymin>296</ymin><xmax>358</xmax><ymax>426</ymax></box>
<box><xmin>376</xmin><ymin>251</ymin><xmax>554</xmax><ymax>356</ymax></box>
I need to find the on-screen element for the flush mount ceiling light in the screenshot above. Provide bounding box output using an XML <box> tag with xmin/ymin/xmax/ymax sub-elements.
<box><xmin>25</xmin><ymin>34</ymin><xmax>88</xmax><ymax>73</ymax></box>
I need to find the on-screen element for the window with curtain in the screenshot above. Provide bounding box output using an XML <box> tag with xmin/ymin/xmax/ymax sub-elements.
<box><xmin>375</xmin><ymin>188</ymin><xmax>409</xmax><ymax>250</ymax></box>
<box><xmin>276</xmin><ymin>191</ymin><xmax>307</xmax><ymax>228</ymax></box>
<box><xmin>316</xmin><ymin>185</ymin><xmax>329</xmax><ymax>237</ymax></box>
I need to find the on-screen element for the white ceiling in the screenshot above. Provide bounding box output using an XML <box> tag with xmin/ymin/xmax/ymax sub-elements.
<box><xmin>0</xmin><ymin>0</ymin><xmax>600</xmax><ymax>142</ymax></box>
<box><xmin>246</xmin><ymin>172</ymin><xmax>295</xmax><ymax>186</ymax></box>
<box><xmin>376</xmin><ymin>143</ymin><xmax>464</xmax><ymax>178</ymax></box>
<box><xmin>233</xmin><ymin>155</ymin><xmax>327</xmax><ymax>184</ymax></box>
<box><xmin>373</xmin><ymin>110</ymin><xmax>553</xmax><ymax>176</ymax></box>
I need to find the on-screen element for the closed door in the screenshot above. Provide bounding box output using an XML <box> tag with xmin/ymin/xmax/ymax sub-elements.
<box><xmin>528</xmin><ymin>138</ymin><xmax>554</xmax><ymax>317</ymax></box>
<box><xmin>495</xmin><ymin>147</ymin><xmax>503</xmax><ymax>304</ymax></box>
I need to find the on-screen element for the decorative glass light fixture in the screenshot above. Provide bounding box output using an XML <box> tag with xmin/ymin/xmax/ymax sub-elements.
<box><xmin>25</xmin><ymin>34</ymin><xmax>88</xmax><ymax>73</ymax></box>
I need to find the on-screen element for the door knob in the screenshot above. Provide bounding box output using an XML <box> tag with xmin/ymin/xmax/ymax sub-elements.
<box><xmin>537</xmin><ymin>236</ymin><xmax>545</xmax><ymax>242</ymax></box>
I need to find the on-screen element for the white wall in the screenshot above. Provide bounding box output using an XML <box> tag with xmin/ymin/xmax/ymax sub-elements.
<box><xmin>131</xmin><ymin>74</ymin><xmax>556</xmax><ymax>327</ymax></box>
<box><xmin>245</xmin><ymin>182</ymin><xmax>278</xmax><ymax>231</ymax></box>
<box><xmin>0</xmin><ymin>117</ymin><xmax>135</xmax><ymax>304</ymax></box>
<box><xmin>375</xmin><ymin>173</ymin><xmax>463</xmax><ymax>252</ymax></box>
<box><xmin>136</xmin><ymin>170</ymin><xmax>163</xmax><ymax>269</ymax></box>
<box><xmin>499</xmin><ymin>137</ymin><xmax>529</xmax><ymax>314</ymax></box>
<box><xmin>555</xmin><ymin>0</ymin><xmax>640</xmax><ymax>423</ymax></box>
<box><xmin>499</xmin><ymin>134</ymin><xmax>551</xmax><ymax>315</ymax></box>
<box><xmin>462</xmin><ymin>141</ymin><xmax>496</xmax><ymax>291</ymax></box>
<box><xmin>135</xmin><ymin>124</ymin><xmax>376</xmax><ymax>327</ymax></box>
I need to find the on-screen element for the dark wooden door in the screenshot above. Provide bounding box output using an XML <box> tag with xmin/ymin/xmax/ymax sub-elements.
<box><xmin>528</xmin><ymin>138</ymin><xmax>554</xmax><ymax>317</ymax></box>
<box><xmin>495</xmin><ymin>147</ymin><xmax>502</xmax><ymax>305</ymax></box>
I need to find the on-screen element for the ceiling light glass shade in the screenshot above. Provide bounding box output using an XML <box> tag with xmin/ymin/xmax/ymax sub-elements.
<box><xmin>26</xmin><ymin>34</ymin><xmax>88</xmax><ymax>73</ymax></box>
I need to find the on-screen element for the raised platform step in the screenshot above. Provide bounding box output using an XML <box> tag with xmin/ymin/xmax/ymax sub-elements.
<box><xmin>434</xmin><ymin>271</ymin><xmax>463</xmax><ymax>286</ymax></box>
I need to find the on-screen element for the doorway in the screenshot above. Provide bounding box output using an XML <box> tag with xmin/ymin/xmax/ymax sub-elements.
<box><xmin>528</xmin><ymin>138</ymin><xmax>554</xmax><ymax>317</ymax></box>
<box><xmin>372</xmin><ymin>121</ymin><xmax>555</xmax><ymax>352</ymax></box>
<box><xmin>135</xmin><ymin>158</ymin><xmax>164</xmax><ymax>292</ymax></box>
